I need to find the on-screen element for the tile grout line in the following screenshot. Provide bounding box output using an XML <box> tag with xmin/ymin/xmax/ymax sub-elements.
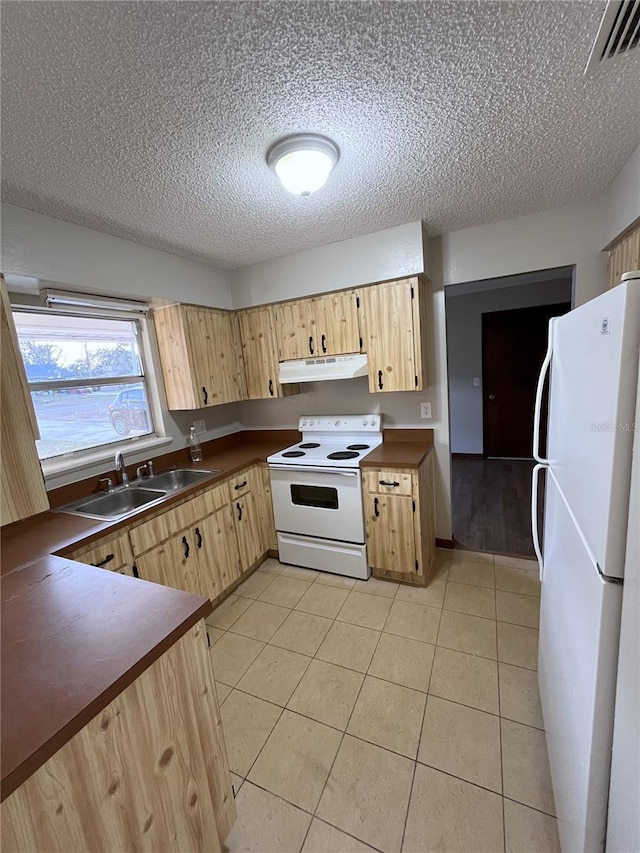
<box><xmin>493</xmin><ymin>558</ymin><xmax>508</xmax><ymax>852</ymax></box>
<box><xmin>216</xmin><ymin>555</ymin><xmax>552</xmax><ymax>849</ymax></box>
<box><xmin>297</xmin><ymin>591</ymin><xmax>389</xmax><ymax>853</ymax></box>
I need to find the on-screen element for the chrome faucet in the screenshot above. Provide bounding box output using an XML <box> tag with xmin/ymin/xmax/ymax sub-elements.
<box><xmin>115</xmin><ymin>451</ymin><xmax>129</xmax><ymax>486</ymax></box>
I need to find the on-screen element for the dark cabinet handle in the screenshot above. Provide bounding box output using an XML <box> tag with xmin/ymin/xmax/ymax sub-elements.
<box><xmin>202</xmin><ymin>386</ymin><xmax>208</xmax><ymax>405</ymax></box>
<box><xmin>379</xmin><ymin>480</ymin><xmax>400</xmax><ymax>488</ymax></box>
<box><xmin>132</xmin><ymin>565</ymin><xmax>139</xmax><ymax>579</ymax></box>
<box><xmin>92</xmin><ymin>553</ymin><xmax>115</xmax><ymax>568</ymax></box>
<box><xmin>195</xmin><ymin>527</ymin><xmax>203</xmax><ymax>549</ymax></box>
<box><xmin>236</xmin><ymin>502</ymin><xmax>243</xmax><ymax>521</ymax></box>
<box><xmin>268</xmin><ymin>378</ymin><xmax>274</xmax><ymax>396</ymax></box>
<box><xmin>309</xmin><ymin>336</ymin><xmax>314</xmax><ymax>355</ymax></box>
<box><xmin>321</xmin><ymin>334</ymin><xmax>327</xmax><ymax>353</ymax></box>
<box><xmin>377</xmin><ymin>370</ymin><xmax>383</xmax><ymax>390</ymax></box>
<box><xmin>234</xmin><ymin>480</ymin><xmax>247</xmax><ymax>491</ymax></box>
<box><xmin>182</xmin><ymin>535</ymin><xmax>190</xmax><ymax>559</ymax></box>
<box><xmin>374</xmin><ymin>497</ymin><xmax>380</xmax><ymax>517</ymax></box>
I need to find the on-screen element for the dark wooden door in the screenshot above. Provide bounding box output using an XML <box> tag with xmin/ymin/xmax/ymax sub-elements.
<box><xmin>482</xmin><ymin>303</ymin><xmax>570</xmax><ymax>458</ymax></box>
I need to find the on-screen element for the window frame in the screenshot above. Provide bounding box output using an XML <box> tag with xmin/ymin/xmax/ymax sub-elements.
<box><xmin>11</xmin><ymin>300</ymin><xmax>168</xmax><ymax>475</ymax></box>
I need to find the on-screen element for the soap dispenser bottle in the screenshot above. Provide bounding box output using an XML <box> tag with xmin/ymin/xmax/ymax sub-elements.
<box><xmin>188</xmin><ymin>425</ymin><xmax>203</xmax><ymax>462</ymax></box>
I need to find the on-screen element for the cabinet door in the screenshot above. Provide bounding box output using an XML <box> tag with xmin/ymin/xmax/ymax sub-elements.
<box><xmin>135</xmin><ymin>528</ymin><xmax>205</xmax><ymax>597</ymax></box>
<box><xmin>1</xmin><ymin>281</ymin><xmax>49</xmax><ymax>525</ymax></box>
<box><xmin>232</xmin><ymin>491</ymin><xmax>263</xmax><ymax>572</ymax></box>
<box><xmin>67</xmin><ymin>530</ymin><xmax>133</xmax><ymax>572</ymax></box>
<box><xmin>195</xmin><ymin>506</ymin><xmax>242</xmax><ymax>600</ymax></box>
<box><xmin>257</xmin><ymin>463</ymin><xmax>277</xmax><ymax>552</ymax></box>
<box><xmin>363</xmin><ymin>278</ymin><xmax>427</xmax><ymax>393</ymax></box>
<box><xmin>274</xmin><ymin>299</ymin><xmax>319</xmax><ymax>360</ymax></box>
<box><xmin>238</xmin><ymin>307</ymin><xmax>289</xmax><ymax>399</ymax></box>
<box><xmin>183</xmin><ymin>306</ymin><xmax>245</xmax><ymax>407</ymax></box>
<box><xmin>315</xmin><ymin>290</ymin><xmax>361</xmax><ymax>356</ymax></box>
<box><xmin>366</xmin><ymin>492</ymin><xmax>417</xmax><ymax>577</ymax></box>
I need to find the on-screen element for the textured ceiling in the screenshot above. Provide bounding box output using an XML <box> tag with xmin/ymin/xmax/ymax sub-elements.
<box><xmin>1</xmin><ymin>1</ymin><xmax>639</xmax><ymax>269</ymax></box>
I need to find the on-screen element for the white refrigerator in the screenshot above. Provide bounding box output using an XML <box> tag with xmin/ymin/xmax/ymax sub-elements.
<box><xmin>531</xmin><ymin>276</ymin><xmax>640</xmax><ymax>853</ymax></box>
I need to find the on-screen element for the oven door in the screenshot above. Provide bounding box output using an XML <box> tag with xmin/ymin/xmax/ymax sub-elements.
<box><xmin>269</xmin><ymin>465</ymin><xmax>364</xmax><ymax>544</ymax></box>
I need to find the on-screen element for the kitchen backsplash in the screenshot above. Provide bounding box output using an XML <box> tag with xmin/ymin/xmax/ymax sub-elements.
<box><xmin>239</xmin><ymin>376</ymin><xmax>437</xmax><ymax>429</ymax></box>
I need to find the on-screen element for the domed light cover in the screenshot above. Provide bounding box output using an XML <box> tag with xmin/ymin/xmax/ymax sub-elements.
<box><xmin>267</xmin><ymin>134</ymin><xmax>339</xmax><ymax>197</ymax></box>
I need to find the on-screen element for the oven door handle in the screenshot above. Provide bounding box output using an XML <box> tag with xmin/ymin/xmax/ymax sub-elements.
<box><xmin>268</xmin><ymin>465</ymin><xmax>359</xmax><ymax>477</ymax></box>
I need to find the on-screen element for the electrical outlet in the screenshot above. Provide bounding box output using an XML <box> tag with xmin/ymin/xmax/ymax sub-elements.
<box><xmin>194</xmin><ymin>419</ymin><xmax>206</xmax><ymax>433</ymax></box>
<box><xmin>473</xmin><ymin>377</ymin><xmax>480</xmax><ymax>387</ymax></box>
<box><xmin>420</xmin><ymin>402</ymin><xmax>432</xmax><ymax>419</ymax></box>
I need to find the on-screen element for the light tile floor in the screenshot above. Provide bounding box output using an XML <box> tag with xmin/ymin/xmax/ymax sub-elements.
<box><xmin>209</xmin><ymin>550</ymin><xmax>559</xmax><ymax>853</ymax></box>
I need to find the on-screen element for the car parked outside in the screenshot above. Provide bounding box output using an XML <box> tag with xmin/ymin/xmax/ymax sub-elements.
<box><xmin>108</xmin><ymin>386</ymin><xmax>150</xmax><ymax>435</ymax></box>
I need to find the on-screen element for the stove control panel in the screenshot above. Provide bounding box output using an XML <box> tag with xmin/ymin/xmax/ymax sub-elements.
<box><xmin>298</xmin><ymin>414</ymin><xmax>381</xmax><ymax>432</ymax></box>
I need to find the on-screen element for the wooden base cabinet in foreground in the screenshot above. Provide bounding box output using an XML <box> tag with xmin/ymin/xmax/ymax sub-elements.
<box><xmin>363</xmin><ymin>452</ymin><xmax>435</xmax><ymax>586</ymax></box>
<box><xmin>1</xmin><ymin>621</ymin><xmax>236</xmax><ymax>853</ymax></box>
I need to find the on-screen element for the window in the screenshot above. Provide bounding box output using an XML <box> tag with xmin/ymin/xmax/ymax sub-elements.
<box><xmin>13</xmin><ymin>308</ymin><xmax>159</xmax><ymax>461</ymax></box>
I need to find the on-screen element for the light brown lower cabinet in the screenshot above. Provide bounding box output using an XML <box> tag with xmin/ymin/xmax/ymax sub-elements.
<box><xmin>258</xmin><ymin>463</ymin><xmax>278</xmax><ymax>552</ymax></box>
<box><xmin>1</xmin><ymin>621</ymin><xmax>236</xmax><ymax>853</ymax></box>
<box><xmin>366</xmin><ymin>491</ymin><xmax>417</xmax><ymax>577</ymax></box>
<box><xmin>363</xmin><ymin>452</ymin><xmax>435</xmax><ymax>586</ymax></box>
<box><xmin>231</xmin><ymin>490</ymin><xmax>263</xmax><ymax>571</ymax></box>
<box><xmin>136</xmin><ymin>523</ymin><xmax>211</xmax><ymax>599</ymax></box>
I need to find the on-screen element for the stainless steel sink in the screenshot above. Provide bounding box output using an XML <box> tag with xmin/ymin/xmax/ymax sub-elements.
<box><xmin>60</xmin><ymin>487</ymin><xmax>168</xmax><ymax>521</ymax></box>
<box><xmin>57</xmin><ymin>467</ymin><xmax>221</xmax><ymax>521</ymax></box>
<box><xmin>144</xmin><ymin>468</ymin><xmax>219</xmax><ymax>491</ymax></box>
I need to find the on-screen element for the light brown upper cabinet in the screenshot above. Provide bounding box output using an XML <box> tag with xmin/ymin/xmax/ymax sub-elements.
<box><xmin>1</xmin><ymin>279</ymin><xmax>49</xmax><ymax>526</ymax></box>
<box><xmin>237</xmin><ymin>305</ymin><xmax>298</xmax><ymax>399</ymax></box>
<box><xmin>313</xmin><ymin>290</ymin><xmax>361</xmax><ymax>356</ymax></box>
<box><xmin>608</xmin><ymin>224</ymin><xmax>640</xmax><ymax>289</ymax></box>
<box><xmin>274</xmin><ymin>290</ymin><xmax>361</xmax><ymax>361</ymax></box>
<box><xmin>154</xmin><ymin>303</ymin><xmax>246</xmax><ymax>410</ymax></box>
<box><xmin>273</xmin><ymin>297</ymin><xmax>320</xmax><ymax>360</ymax></box>
<box><xmin>361</xmin><ymin>276</ymin><xmax>429</xmax><ymax>393</ymax></box>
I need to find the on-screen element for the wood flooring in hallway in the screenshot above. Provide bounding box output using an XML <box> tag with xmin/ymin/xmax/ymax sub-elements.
<box><xmin>451</xmin><ymin>457</ymin><xmax>544</xmax><ymax>558</ymax></box>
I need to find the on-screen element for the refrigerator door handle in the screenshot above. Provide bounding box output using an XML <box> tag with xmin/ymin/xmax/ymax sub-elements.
<box><xmin>531</xmin><ymin>463</ymin><xmax>546</xmax><ymax>580</ymax></box>
<box><xmin>533</xmin><ymin>317</ymin><xmax>555</xmax><ymax>464</ymax></box>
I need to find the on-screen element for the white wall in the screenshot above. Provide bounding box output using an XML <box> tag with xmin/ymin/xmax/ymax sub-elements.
<box><xmin>601</xmin><ymin>143</ymin><xmax>640</xmax><ymax>248</ymax></box>
<box><xmin>230</xmin><ymin>221</ymin><xmax>424</xmax><ymax>309</ymax></box>
<box><xmin>1</xmin><ymin>203</ymin><xmax>232</xmax><ymax>307</ymax></box>
<box><xmin>441</xmin><ymin>197</ymin><xmax>607</xmax><ymax>307</ymax></box>
<box><xmin>1</xmin><ymin>203</ymin><xmax>242</xmax><ymax>489</ymax></box>
<box><xmin>447</xmin><ymin>277</ymin><xmax>572</xmax><ymax>454</ymax></box>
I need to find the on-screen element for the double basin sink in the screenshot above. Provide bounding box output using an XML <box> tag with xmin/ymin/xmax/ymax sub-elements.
<box><xmin>59</xmin><ymin>468</ymin><xmax>221</xmax><ymax>522</ymax></box>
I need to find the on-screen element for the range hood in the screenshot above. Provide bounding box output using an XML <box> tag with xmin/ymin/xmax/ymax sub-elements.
<box><xmin>279</xmin><ymin>353</ymin><xmax>369</xmax><ymax>384</ymax></box>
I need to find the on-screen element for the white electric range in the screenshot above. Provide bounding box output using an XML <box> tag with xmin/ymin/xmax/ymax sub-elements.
<box><xmin>267</xmin><ymin>415</ymin><xmax>382</xmax><ymax>579</ymax></box>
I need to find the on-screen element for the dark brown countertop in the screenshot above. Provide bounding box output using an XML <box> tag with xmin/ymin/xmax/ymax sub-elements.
<box><xmin>360</xmin><ymin>430</ymin><xmax>434</xmax><ymax>469</ymax></box>
<box><xmin>0</xmin><ymin>430</ymin><xmax>297</xmax><ymax>802</ymax></box>
<box><xmin>1</xmin><ymin>433</ymin><xmax>297</xmax><ymax>574</ymax></box>
<box><xmin>1</xmin><ymin>555</ymin><xmax>211</xmax><ymax>801</ymax></box>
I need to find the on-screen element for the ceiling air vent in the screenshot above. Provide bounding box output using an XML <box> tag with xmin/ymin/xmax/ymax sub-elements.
<box><xmin>585</xmin><ymin>0</ymin><xmax>640</xmax><ymax>73</ymax></box>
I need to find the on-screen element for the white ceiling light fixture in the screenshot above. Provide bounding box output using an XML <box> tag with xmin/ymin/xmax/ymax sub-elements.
<box><xmin>267</xmin><ymin>134</ymin><xmax>339</xmax><ymax>197</ymax></box>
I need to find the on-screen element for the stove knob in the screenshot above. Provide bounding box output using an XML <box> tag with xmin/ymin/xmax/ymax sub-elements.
<box><xmin>302</xmin><ymin>419</ymin><xmax>308</xmax><ymax>427</ymax></box>
<box><xmin>308</xmin><ymin>419</ymin><xmax>315</xmax><ymax>426</ymax></box>
<box><xmin>335</xmin><ymin>419</ymin><xmax>340</xmax><ymax>426</ymax></box>
<box><xmin>362</xmin><ymin>418</ymin><xmax>368</xmax><ymax>426</ymax></box>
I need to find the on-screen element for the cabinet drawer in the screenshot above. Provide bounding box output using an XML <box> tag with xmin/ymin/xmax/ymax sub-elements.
<box><xmin>227</xmin><ymin>466</ymin><xmax>258</xmax><ymax>501</ymax></box>
<box><xmin>363</xmin><ymin>470</ymin><xmax>414</xmax><ymax>496</ymax></box>
<box><xmin>129</xmin><ymin>483</ymin><xmax>227</xmax><ymax>557</ymax></box>
<box><xmin>68</xmin><ymin>530</ymin><xmax>133</xmax><ymax>571</ymax></box>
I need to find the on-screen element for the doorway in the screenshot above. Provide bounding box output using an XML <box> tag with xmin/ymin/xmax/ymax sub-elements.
<box><xmin>482</xmin><ymin>302</ymin><xmax>570</xmax><ymax>459</ymax></box>
<box><xmin>445</xmin><ymin>267</ymin><xmax>573</xmax><ymax>557</ymax></box>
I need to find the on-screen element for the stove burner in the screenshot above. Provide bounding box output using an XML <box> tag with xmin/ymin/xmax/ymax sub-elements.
<box><xmin>299</xmin><ymin>442</ymin><xmax>321</xmax><ymax>449</ymax></box>
<box><xmin>327</xmin><ymin>451</ymin><xmax>359</xmax><ymax>460</ymax></box>
<box><xmin>347</xmin><ymin>444</ymin><xmax>370</xmax><ymax>451</ymax></box>
<box><xmin>282</xmin><ymin>450</ymin><xmax>306</xmax><ymax>458</ymax></box>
